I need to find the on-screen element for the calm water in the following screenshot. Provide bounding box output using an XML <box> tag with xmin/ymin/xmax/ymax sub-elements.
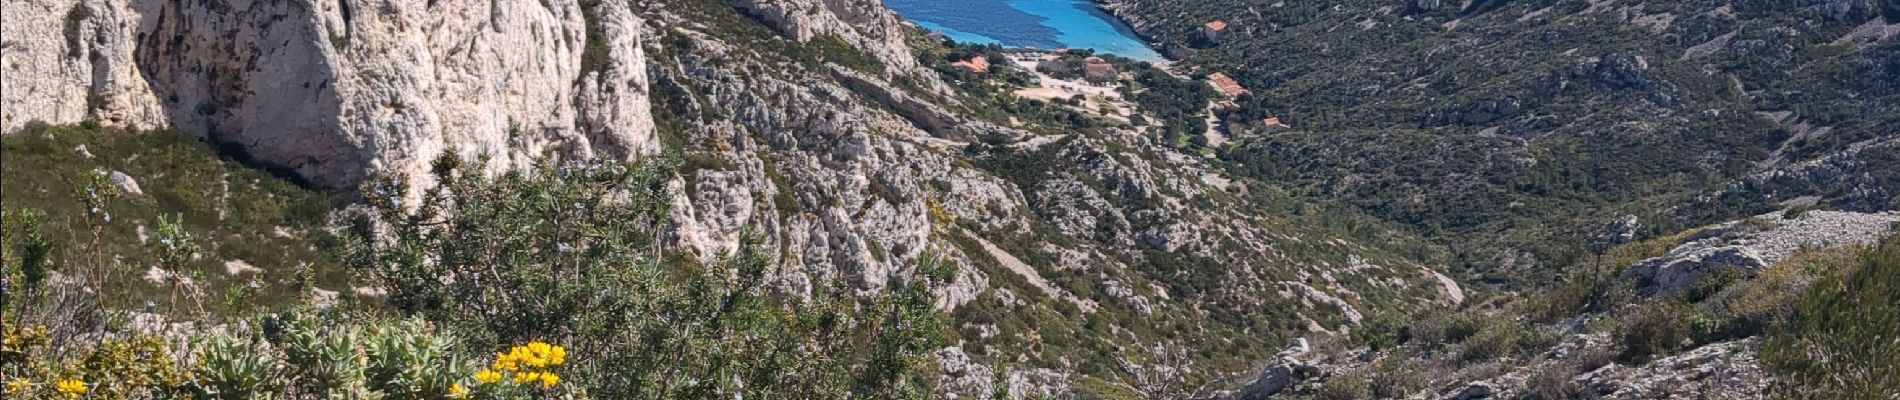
<box><xmin>886</xmin><ymin>0</ymin><xmax>1164</xmax><ymax>62</ymax></box>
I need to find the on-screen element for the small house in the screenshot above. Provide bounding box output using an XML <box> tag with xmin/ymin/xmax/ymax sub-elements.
<box><xmin>1262</xmin><ymin>117</ymin><xmax>1292</xmax><ymax>132</ymax></box>
<box><xmin>1084</xmin><ymin>57</ymin><xmax>1118</xmax><ymax>81</ymax></box>
<box><xmin>1202</xmin><ymin>20</ymin><xmax>1230</xmax><ymax>43</ymax></box>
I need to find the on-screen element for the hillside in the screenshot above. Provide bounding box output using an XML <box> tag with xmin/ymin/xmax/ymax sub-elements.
<box><xmin>4</xmin><ymin>0</ymin><xmax>1897</xmax><ymax>398</ymax></box>
<box><xmin>1103</xmin><ymin>0</ymin><xmax>1900</xmax><ymax>284</ymax></box>
<box><xmin>1</xmin><ymin>0</ymin><xmax>1464</xmax><ymax>397</ymax></box>
<box><xmin>1087</xmin><ymin>0</ymin><xmax>1900</xmax><ymax>397</ymax></box>
<box><xmin>1200</xmin><ymin>209</ymin><xmax>1899</xmax><ymax>399</ymax></box>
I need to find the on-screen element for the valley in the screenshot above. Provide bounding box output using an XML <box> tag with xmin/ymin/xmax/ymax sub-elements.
<box><xmin>2</xmin><ymin>0</ymin><xmax>1896</xmax><ymax>399</ymax></box>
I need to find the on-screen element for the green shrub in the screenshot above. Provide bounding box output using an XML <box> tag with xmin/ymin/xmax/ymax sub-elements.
<box><xmin>1311</xmin><ymin>374</ymin><xmax>1371</xmax><ymax>400</ymax></box>
<box><xmin>1763</xmin><ymin>237</ymin><xmax>1900</xmax><ymax>398</ymax></box>
<box><xmin>1680</xmin><ymin>268</ymin><xmax>1743</xmax><ymax>303</ymax></box>
<box><xmin>343</xmin><ymin>150</ymin><xmax>949</xmax><ymax>398</ymax></box>
<box><xmin>2</xmin><ymin>124</ymin><xmax>341</xmax><ymax>316</ymax></box>
<box><xmin>1704</xmin><ymin>248</ymin><xmax>1858</xmax><ymax>340</ymax></box>
<box><xmin>1614</xmin><ymin>301</ymin><xmax>1708</xmax><ymax>363</ymax></box>
<box><xmin>4</xmin><ymin>136</ymin><xmax>950</xmax><ymax>399</ymax></box>
<box><xmin>1459</xmin><ymin>318</ymin><xmax>1558</xmax><ymax>364</ymax></box>
<box><xmin>1347</xmin><ymin>310</ymin><xmax>1407</xmax><ymax>351</ymax></box>
<box><xmin>805</xmin><ymin>34</ymin><xmax>884</xmax><ymax>74</ymax></box>
<box><xmin>0</xmin><ymin>311</ymin><xmax>571</xmax><ymax>400</ymax></box>
<box><xmin>1313</xmin><ymin>357</ymin><xmax>1427</xmax><ymax>400</ymax></box>
<box><xmin>1407</xmin><ymin>308</ymin><xmax>1484</xmax><ymax>347</ymax></box>
<box><xmin>577</xmin><ymin>0</ymin><xmax>612</xmax><ymax>79</ymax></box>
<box><xmin>1519</xmin><ymin>361</ymin><xmax>1581</xmax><ymax>400</ymax></box>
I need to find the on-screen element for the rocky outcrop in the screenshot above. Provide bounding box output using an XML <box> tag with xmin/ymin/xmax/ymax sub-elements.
<box><xmin>1727</xmin><ymin>138</ymin><xmax>1898</xmax><ymax>212</ymax></box>
<box><xmin>4</xmin><ymin>0</ymin><xmax>658</xmax><ymax>188</ymax></box>
<box><xmin>1571</xmin><ymin>53</ymin><xmax>1682</xmax><ymax>106</ymax></box>
<box><xmin>1223</xmin><ymin>339</ymin><xmax>1321</xmax><ymax>400</ymax></box>
<box><xmin>722</xmin><ymin>0</ymin><xmax>934</xmax><ymax>82</ymax></box>
<box><xmin>1621</xmin><ymin>245</ymin><xmax>1768</xmax><ymax>297</ymax></box>
<box><xmin>1575</xmin><ymin>338</ymin><xmax>1768</xmax><ymax>399</ymax></box>
<box><xmin>935</xmin><ymin>346</ymin><xmax>1072</xmax><ymax>399</ymax></box>
<box><xmin>1445</xmin><ymin>382</ymin><xmax>1497</xmax><ymax>400</ymax></box>
<box><xmin>830</xmin><ymin>66</ymin><xmax>1018</xmax><ymax>142</ymax></box>
<box><xmin>1621</xmin><ymin>210</ymin><xmax>1900</xmax><ymax>297</ymax></box>
<box><xmin>1598</xmin><ymin>215</ymin><xmax>1641</xmax><ymax>246</ymax></box>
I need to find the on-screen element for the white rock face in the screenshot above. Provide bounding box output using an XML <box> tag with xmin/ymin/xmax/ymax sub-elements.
<box><xmin>722</xmin><ymin>0</ymin><xmax>921</xmax><ymax>72</ymax></box>
<box><xmin>1621</xmin><ymin>210</ymin><xmax>1899</xmax><ymax>296</ymax></box>
<box><xmin>3</xmin><ymin>0</ymin><xmax>657</xmax><ymax>188</ymax></box>
<box><xmin>2</xmin><ymin>0</ymin><xmax>168</xmax><ymax>130</ymax></box>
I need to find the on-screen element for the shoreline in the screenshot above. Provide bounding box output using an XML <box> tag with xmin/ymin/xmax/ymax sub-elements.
<box><xmin>1085</xmin><ymin>0</ymin><xmax>1182</xmax><ymax>64</ymax></box>
<box><xmin>891</xmin><ymin>0</ymin><xmax>1177</xmax><ymax>64</ymax></box>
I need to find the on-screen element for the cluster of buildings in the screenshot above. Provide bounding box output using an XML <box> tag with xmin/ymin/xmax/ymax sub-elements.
<box><xmin>1206</xmin><ymin>72</ymin><xmax>1249</xmax><ymax>109</ymax></box>
<box><xmin>926</xmin><ymin>21</ymin><xmax>1292</xmax><ymax>134</ymax></box>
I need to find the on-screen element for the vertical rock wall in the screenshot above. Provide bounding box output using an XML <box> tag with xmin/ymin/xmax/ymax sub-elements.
<box><xmin>2</xmin><ymin>0</ymin><xmax>657</xmax><ymax>188</ymax></box>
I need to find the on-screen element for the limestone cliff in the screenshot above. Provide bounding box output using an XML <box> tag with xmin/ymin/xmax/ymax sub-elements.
<box><xmin>3</xmin><ymin>0</ymin><xmax>657</xmax><ymax>187</ymax></box>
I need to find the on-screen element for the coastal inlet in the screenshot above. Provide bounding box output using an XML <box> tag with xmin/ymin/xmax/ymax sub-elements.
<box><xmin>886</xmin><ymin>0</ymin><xmax>1164</xmax><ymax>62</ymax></box>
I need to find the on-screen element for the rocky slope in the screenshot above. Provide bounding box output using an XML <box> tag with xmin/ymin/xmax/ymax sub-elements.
<box><xmin>1620</xmin><ymin>210</ymin><xmax>1900</xmax><ymax>297</ymax></box>
<box><xmin>637</xmin><ymin>1</ymin><xmax>1459</xmax><ymax>395</ymax></box>
<box><xmin>1104</xmin><ymin>0</ymin><xmax>1900</xmax><ymax>284</ymax></box>
<box><xmin>1209</xmin><ymin>209</ymin><xmax>1897</xmax><ymax>399</ymax></box>
<box><xmin>3</xmin><ymin>0</ymin><xmax>1462</xmax><ymax>396</ymax></box>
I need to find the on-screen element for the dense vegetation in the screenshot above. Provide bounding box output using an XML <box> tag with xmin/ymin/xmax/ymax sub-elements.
<box><xmin>1128</xmin><ymin>68</ymin><xmax>1215</xmax><ymax>150</ymax></box>
<box><xmin>0</xmin><ymin>122</ymin><xmax>341</xmax><ymax>315</ymax></box>
<box><xmin>1116</xmin><ymin>0</ymin><xmax>1900</xmax><ymax>282</ymax></box>
<box><xmin>1</xmin><ymin>126</ymin><xmax>949</xmax><ymax>399</ymax></box>
<box><xmin>1763</xmin><ymin>229</ymin><xmax>1900</xmax><ymax>398</ymax></box>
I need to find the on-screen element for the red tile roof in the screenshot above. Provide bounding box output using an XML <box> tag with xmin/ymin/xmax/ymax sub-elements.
<box><xmin>1207</xmin><ymin>72</ymin><xmax>1249</xmax><ymax>98</ymax></box>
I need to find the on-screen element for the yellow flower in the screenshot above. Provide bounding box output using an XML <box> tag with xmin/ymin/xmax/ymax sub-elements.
<box><xmin>474</xmin><ymin>369</ymin><xmax>502</xmax><ymax>384</ymax></box>
<box><xmin>538</xmin><ymin>373</ymin><xmax>559</xmax><ymax>388</ymax></box>
<box><xmin>549</xmin><ymin>345</ymin><xmax>566</xmax><ymax>366</ymax></box>
<box><xmin>54</xmin><ymin>379</ymin><xmax>86</xmax><ymax>398</ymax></box>
<box><xmin>493</xmin><ymin>351</ymin><xmax>519</xmax><ymax>372</ymax></box>
<box><xmin>448</xmin><ymin>383</ymin><xmax>469</xmax><ymax>399</ymax></box>
<box><xmin>6</xmin><ymin>379</ymin><xmax>32</xmax><ymax>396</ymax></box>
<box><xmin>514</xmin><ymin>371</ymin><xmax>540</xmax><ymax>385</ymax></box>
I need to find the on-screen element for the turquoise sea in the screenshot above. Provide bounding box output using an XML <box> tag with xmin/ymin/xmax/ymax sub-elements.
<box><xmin>885</xmin><ymin>0</ymin><xmax>1164</xmax><ymax>62</ymax></box>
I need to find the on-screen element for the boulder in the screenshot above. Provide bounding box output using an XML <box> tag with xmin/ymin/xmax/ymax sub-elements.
<box><xmin>1239</xmin><ymin>338</ymin><xmax>1318</xmax><ymax>399</ymax></box>
<box><xmin>109</xmin><ymin>170</ymin><xmax>142</xmax><ymax>196</ymax></box>
<box><xmin>1446</xmin><ymin>381</ymin><xmax>1497</xmax><ymax>400</ymax></box>
<box><xmin>1600</xmin><ymin>214</ymin><xmax>1641</xmax><ymax>245</ymax></box>
<box><xmin>1620</xmin><ymin>245</ymin><xmax>1767</xmax><ymax>297</ymax></box>
<box><xmin>1575</xmin><ymin>54</ymin><xmax>1656</xmax><ymax>91</ymax></box>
